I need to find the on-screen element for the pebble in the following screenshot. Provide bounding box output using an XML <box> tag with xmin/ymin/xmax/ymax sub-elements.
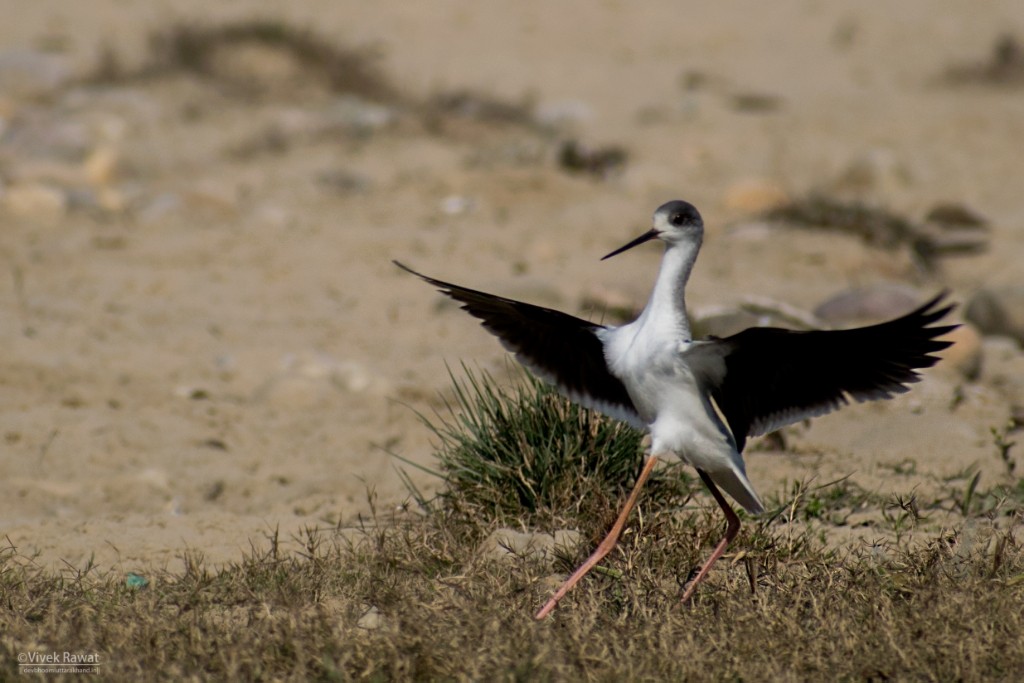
<box><xmin>723</xmin><ymin>178</ymin><xmax>790</xmax><ymax>214</ymax></box>
<box><xmin>478</xmin><ymin>527</ymin><xmax>581</xmax><ymax>564</ymax></box>
<box><xmin>356</xmin><ymin>605</ymin><xmax>382</xmax><ymax>630</ymax></box>
<box><xmin>965</xmin><ymin>286</ymin><xmax>1024</xmax><ymax>345</ymax></box>
<box><xmin>980</xmin><ymin>336</ymin><xmax>1024</xmax><ymax>404</ymax></box>
<box><xmin>693</xmin><ymin>309</ymin><xmax>764</xmax><ymax>339</ymax></box>
<box><xmin>814</xmin><ymin>284</ymin><xmax>924</xmax><ymax>324</ymax></box>
<box><xmin>439</xmin><ymin>194</ymin><xmax>476</xmax><ymax>216</ymax></box>
<box><xmin>2</xmin><ymin>182</ymin><xmax>67</xmax><ymax>220</ymax></box>
<box><xmin>694</xmin><ymin>299</ymin><xmax>818</xmax><ymax>338</ymax></box>
<box><xmin>0</xmin><ymin>50</ymin><xmax>72</xmax><ymax>100</ymax></box>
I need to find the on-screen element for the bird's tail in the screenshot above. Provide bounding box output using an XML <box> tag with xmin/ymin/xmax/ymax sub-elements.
<box><xmin>707</xmin><ymin>466</ymin><xmax>764</xmax><ymax>515</ymax></box>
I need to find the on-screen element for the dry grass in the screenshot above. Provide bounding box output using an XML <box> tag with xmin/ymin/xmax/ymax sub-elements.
<box><xmin>2</xmin><ymin>511</ymin><xmax>1021</xmax><ymax>681</ymax></box>
<box><xmin>2</xmin><ymin>372</ymin><xmax>1022</xmax><ymax>681</ymax></box>
<box><xmin>90</xmin><ymin>18</ymin><xmax>400</xmax><ymax>103</ymax></box>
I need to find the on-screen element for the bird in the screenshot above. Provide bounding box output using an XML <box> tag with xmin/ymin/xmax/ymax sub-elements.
<box><xmin>394</xmin><ymin>199</ymin><xmax>957</xmax><ymax>620</ymax></box>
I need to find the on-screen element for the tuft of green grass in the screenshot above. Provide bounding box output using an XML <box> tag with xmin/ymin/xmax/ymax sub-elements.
<box><xmin>414</xmin><ymin>365</ymin><xmax>693</xmax><ymax>529</ymax></box>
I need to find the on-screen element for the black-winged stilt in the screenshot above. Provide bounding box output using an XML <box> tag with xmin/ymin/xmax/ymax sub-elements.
<box><xmin>395</xmin><ymin>199</ymin><xmax>956</xmax><ymax>619</ymax></box>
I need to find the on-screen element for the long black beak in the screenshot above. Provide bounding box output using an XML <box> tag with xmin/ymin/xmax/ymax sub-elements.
<box><xmin>601</xmin><ymin>228</ymin><xmax>661</xmax><ymax>260</ymax></box>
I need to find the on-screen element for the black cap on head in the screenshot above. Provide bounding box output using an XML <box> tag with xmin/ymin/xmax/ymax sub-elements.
<box><xmin>656</xmin><ymin>200</ymin><xmax>702</xmax><ymax>228</ymax></box>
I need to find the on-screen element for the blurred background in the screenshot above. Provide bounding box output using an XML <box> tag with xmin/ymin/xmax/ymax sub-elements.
<box><xmin>0</xmin><ymin>1</ymin><xmax>1021</xmax><ymax>571</ymax></box>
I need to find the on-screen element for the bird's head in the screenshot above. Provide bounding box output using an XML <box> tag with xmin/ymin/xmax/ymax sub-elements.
<box><xmin>601</xmin><ymin>200</ymin><xmax>704</xmax><ymax>260</ymax></box>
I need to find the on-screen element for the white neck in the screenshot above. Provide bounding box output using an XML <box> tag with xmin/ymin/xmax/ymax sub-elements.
<box><xmin>634</xmin><ymin>237</ymin><xmax>700</xmax><ymax>341</ymax></box>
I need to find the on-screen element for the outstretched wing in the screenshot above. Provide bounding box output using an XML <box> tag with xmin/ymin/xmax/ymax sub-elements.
<box><xmin>688</xmin><ymin>292</ymin><xmax>957</xmax><ymax>451</ymax></box>
<box><xmin>395</xmin><ymin>261</ymin><xmax>642</xmax><ymax>426</ymax></box>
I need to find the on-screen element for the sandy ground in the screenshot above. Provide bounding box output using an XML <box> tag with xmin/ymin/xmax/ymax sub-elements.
<box><xmin>1</xmin><ymin>1</ymin><xmax>1022</xmax><ymax>574</ymax></box>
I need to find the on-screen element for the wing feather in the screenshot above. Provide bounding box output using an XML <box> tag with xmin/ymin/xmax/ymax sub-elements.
<box><xmin>689</xmin><ymin>292</ymin><xmax>957</xmax><ymax>451</ymax></box>
<box><xmin>395</xmin><ymin>261</ymin><xmax>642</xmax><ymax>426</ymax></box>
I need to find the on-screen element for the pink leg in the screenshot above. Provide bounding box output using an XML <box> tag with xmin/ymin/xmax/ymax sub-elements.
<box><xmin>534</xmin><ymin>455</ymin><xmax>660</xmax><ymax>620</ymax></box>
<box><xmin>679</xmin><ymin>469</ymin><xmax>741</xmax><ymax>604</ymax></box>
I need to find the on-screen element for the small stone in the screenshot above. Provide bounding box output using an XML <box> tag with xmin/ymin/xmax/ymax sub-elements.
<box><xmin>966</xmin><ymin>286</ymin><xmax>1024</xmax><ymax>345</ymax></box>
<box><xmin>439</xmin><ymin>194</ymin><xmax>475</xmax><ymax>215</ymax></box>
<box><xmin>329</xmin><ymin>360</ymin><xmax>390</xmax><ymax>394</ymax></box>
<box><xmin>2</xmin><ymin>182</ymin><xmax>67</xmax><ymax>220</ymax></box>
<box><xmin>814</xmin><ymin>285</ymin><xmax>924</xmax><ymax>324</ymax></box>
<box><xmin>357</xmin><ymin>605</ymin><xmax>382</xmax><ymax>630</ymax></box>
<box><xmin>723</xmin><ymin>178</ymin><xmax>790</xmax><ymax>214</ymax></box>
<box><xmin>694</xmin><ymin>299</ymin><xmax>816</xmax><ymax>338</ymax></box>
<box><xmin>0</xmin><ymin>50</ymin><xmax>72</xmax><ymax>100</ymax></box>
<box><xmin>980</xmin><ymin>337</ymin><xmax>1024</xmax><ymax>404</ymax></box>
<box><xmin>693</xmin><ymin>309</ymin><xmax>763</xmax><ymax>339</ymax></box>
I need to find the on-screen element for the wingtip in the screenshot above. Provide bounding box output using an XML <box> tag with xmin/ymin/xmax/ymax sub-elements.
<box><xmin>924</xmin><ymin>289</ymin><xmax>958</xmax><ymax>316</ymax></box>
<box><xmin>393</xmin><ymin>260</ymin><xmax>434</xmax><ymax>284</ymax></box>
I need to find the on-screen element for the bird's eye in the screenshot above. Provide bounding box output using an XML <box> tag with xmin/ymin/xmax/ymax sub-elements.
<box><xmin>670</xmin><ymin>213</ymin><xmax>685</xmax><ymax>226</ymax></box>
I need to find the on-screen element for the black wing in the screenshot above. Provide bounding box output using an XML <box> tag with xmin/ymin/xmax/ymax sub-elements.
<box><xmin>395</xmin><ymin>261</ymin><xmax>642</xmax><ymax>426</ymax></box>
<box><xmin>689</xmin><ymin>292</ymin><xmax>957</xmax><ymax>451</ymax></box>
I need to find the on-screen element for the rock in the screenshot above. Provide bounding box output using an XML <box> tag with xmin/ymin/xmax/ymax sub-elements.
<box><xmin>965</xmin><ymin>286</ymin><xmax>1024</xmax><ymax>345</ymax></box>
<box><xmin>356</xmin><ymin>605</ymin><xmax>382</xmax><ymax>630</ymax></box>
<box><xmin>1</xmin><ymin>111</ymin><xmax>91</xmax><ymax>160</ymax></box>
<box><xmin>2</xmin><ymin>182</ymin><xmax>67</xmax><ymax>220</ymax></box>
<box><xmin>934</xmin><ymin>323</ymin><xmax>983</xmax><ymax>380</ymax></box>
<box><xmin>694</xmin><ymin>299</ymin><xmax>817</xmax><ymax>338</ymax></box>
<box><xmin>980</xmin><ymin>336</ymin><xmax>1024</xmax><ymax>404</ymax></box>
<box><xmin>478</xmin><ymin>528</ymin><xmax>581</xmax><ymax>564</ymax></box>
<box><xmin>439</xmin><ymin>194</ymin><xmax>475</xmax><ymax>216</ymax></box>
<box><xmin>924</xmin><ymin>202</ymin><xmax>989</xmax><ymax>228</ymax></box>
<box><xmin>723</xmin><ymin>178</ymin><xmax>790</xmax><ymax>214</ymax></box>
<box><xmin>693</xmin><ymin>309</ymin><xmax>764</xmax><ymax>339</ymax></box>
<box><xmin>814</xmin><ymin>284</ymin><xmax>924</xmax><ymax>324</ymax></box>
<box><xmin>0</xmin><ymin>50</ymin><xmax>72</xmax><ymax>100</ymax></box>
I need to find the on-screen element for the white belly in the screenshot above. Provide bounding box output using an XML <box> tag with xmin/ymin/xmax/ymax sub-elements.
<box><xmin>601</xmin><ymin>318</ymin><xmax>764</xmax><ymax>514</ymax></box>
<box><xmin>610</xmin><ymin>339</ymin><xmax>735</xmax><ymax>468</ymax></box>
